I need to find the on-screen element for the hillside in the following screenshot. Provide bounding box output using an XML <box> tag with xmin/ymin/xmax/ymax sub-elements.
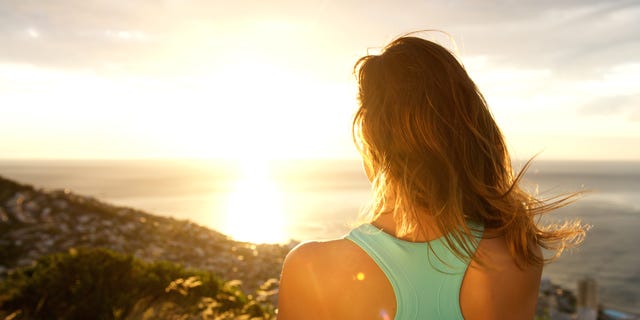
<box><xmin>0</xmin><ymin>175</ymin><xmax>291</xmax><ymax>294</ymax></box>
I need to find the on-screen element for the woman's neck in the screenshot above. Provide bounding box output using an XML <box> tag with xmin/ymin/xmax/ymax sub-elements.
<box><xmin>371</xmin><ymin>212</ymin><xmax>444</xmax><ymax>242</ymax></box>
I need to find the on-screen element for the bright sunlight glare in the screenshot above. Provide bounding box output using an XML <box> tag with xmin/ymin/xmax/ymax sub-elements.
<box><xmin>224</xmin><ymin>160</ymin><xmax>288</xmax><ymax>244</ymax></box>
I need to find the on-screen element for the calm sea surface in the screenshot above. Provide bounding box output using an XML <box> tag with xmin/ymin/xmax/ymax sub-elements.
<box><xmin>1</xmin><ymin>159</ymin><xmax>638</xmax><ymax>311</ymax></box>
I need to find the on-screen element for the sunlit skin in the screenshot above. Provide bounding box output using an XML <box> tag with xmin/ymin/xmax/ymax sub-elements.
<box><xmin>277</xmin><ymin>213</ymin><xmax>542</xmax><ymax>319</ymax></box>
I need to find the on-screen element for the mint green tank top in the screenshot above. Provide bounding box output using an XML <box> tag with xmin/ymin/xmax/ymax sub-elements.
<box><xmin>344</xmin><ymin>223</ymin><xmax>484</xmax><ymax>319</ymax></box>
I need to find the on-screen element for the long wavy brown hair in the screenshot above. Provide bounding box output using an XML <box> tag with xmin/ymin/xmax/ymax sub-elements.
<box><xmin>353</xmin><ymin>35</ymin><xmax>587</xmax><ymax>267</ymax></box>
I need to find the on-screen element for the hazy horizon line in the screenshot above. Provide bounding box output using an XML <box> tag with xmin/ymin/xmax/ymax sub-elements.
<box><xmin>1</xmin><ymin>156</ymin><xmax>639</xmax><ymax>163</ymax></box>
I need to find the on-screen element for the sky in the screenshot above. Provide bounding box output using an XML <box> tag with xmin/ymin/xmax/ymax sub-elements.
<box><xmin>1</xmin><ymin>0</ymin><xmax>639</xmax><ymax>160</ymax></box>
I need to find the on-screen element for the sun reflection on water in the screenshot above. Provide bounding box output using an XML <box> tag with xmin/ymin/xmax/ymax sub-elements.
<box><xmin>224</xmin><ymin>160</ymin><xmax>288</xmax><ymax>244</ymax></box>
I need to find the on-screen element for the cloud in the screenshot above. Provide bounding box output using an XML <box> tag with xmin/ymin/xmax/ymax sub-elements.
<box><xmin>0</xmin><ymin>0</ymin><xmax>336</xmax><ymax>75</ymax></box>
<box><xmin>1</xmin><ymin>0</ymin><xmax>638</xmax><ymax>75</ymax></box>
<box><xmin>0</xmin><ymin>1</ymin><xmax>166</xmax><ymax>72</ymax></box>
<box><xmin>443</xmin><ymin>1</ymin><xmax>640</xmax><ymax>76</ymax></box>
<box><xmin>579</xmin><ymin>94</ymin><xmax>640</xmax><ymax>121</ymax></box>
<box><xmin>570</xmin><ymin>61</ymin><xmax>640</xmax><ymax>121</ymax></box>
<box><xmin>2</xmin><ymin>0</ymin><xmax>638</xmax><ymax>105</ymax></box>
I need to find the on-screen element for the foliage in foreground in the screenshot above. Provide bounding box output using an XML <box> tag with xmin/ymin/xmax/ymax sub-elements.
<box><xmin>0</xmin><ymin>248</ymin><xmax>276</xmax><ymax>320</ymax></box>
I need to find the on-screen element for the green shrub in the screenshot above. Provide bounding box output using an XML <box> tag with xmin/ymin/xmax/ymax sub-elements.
<box><xmin>0</xmin><ymin>248</ymin><xmax>275</xmax><ymax>319</ymax></box>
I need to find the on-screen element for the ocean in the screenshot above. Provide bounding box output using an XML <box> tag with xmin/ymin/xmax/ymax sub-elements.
<box><xmin>0</xmin><ymin>159</ymin><xmax>638</xmax><ymax>311</ymax></box>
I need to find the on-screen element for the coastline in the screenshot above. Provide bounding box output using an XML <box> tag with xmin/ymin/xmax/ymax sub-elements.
<box><xmin>0</xmin><ymin>174</ymin><xmax>638</xmax><ymax>319</ymax></box>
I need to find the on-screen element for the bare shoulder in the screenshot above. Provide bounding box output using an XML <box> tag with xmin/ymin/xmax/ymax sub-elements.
<box><xmin>278</xmin><ymin>239</ymin><xmax>396</xmax><ymax>320</ymax></box>
<box><xmin>280</xmin><ymin>239</ymin><xmax>360</xmax><ymax>277</ymax></box>
<box><xmin>460</xmin><ymin>233</ymin><xmax>542</xmax><ymax>320</ymax></box>
<box><xmin>283</xmin><ymin>239</ymin><xmax>354</xmax><ymax>264</ymax></box>
<box><xmin>277</xmin><ymin>239</ymin><xmax>355</xmax><ymax>320</ymax></box>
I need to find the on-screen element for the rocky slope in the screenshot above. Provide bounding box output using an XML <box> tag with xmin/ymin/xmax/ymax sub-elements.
<box><xmin>0</xmin><ymin>175</ymin><xmax>292</xmax><ymax>294</ymax></box>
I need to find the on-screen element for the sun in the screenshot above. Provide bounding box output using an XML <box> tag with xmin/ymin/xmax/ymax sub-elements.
<box><xmin>224</xmin><ymin>159</ymin><xmax>288</xmax><ymax>244</ymax></box>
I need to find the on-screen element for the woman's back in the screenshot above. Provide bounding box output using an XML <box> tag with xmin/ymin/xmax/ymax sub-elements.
<box><xmin>278</xmin><ymin>215</ymin><xmax>542</xmax><ymax>319</ymax></box>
